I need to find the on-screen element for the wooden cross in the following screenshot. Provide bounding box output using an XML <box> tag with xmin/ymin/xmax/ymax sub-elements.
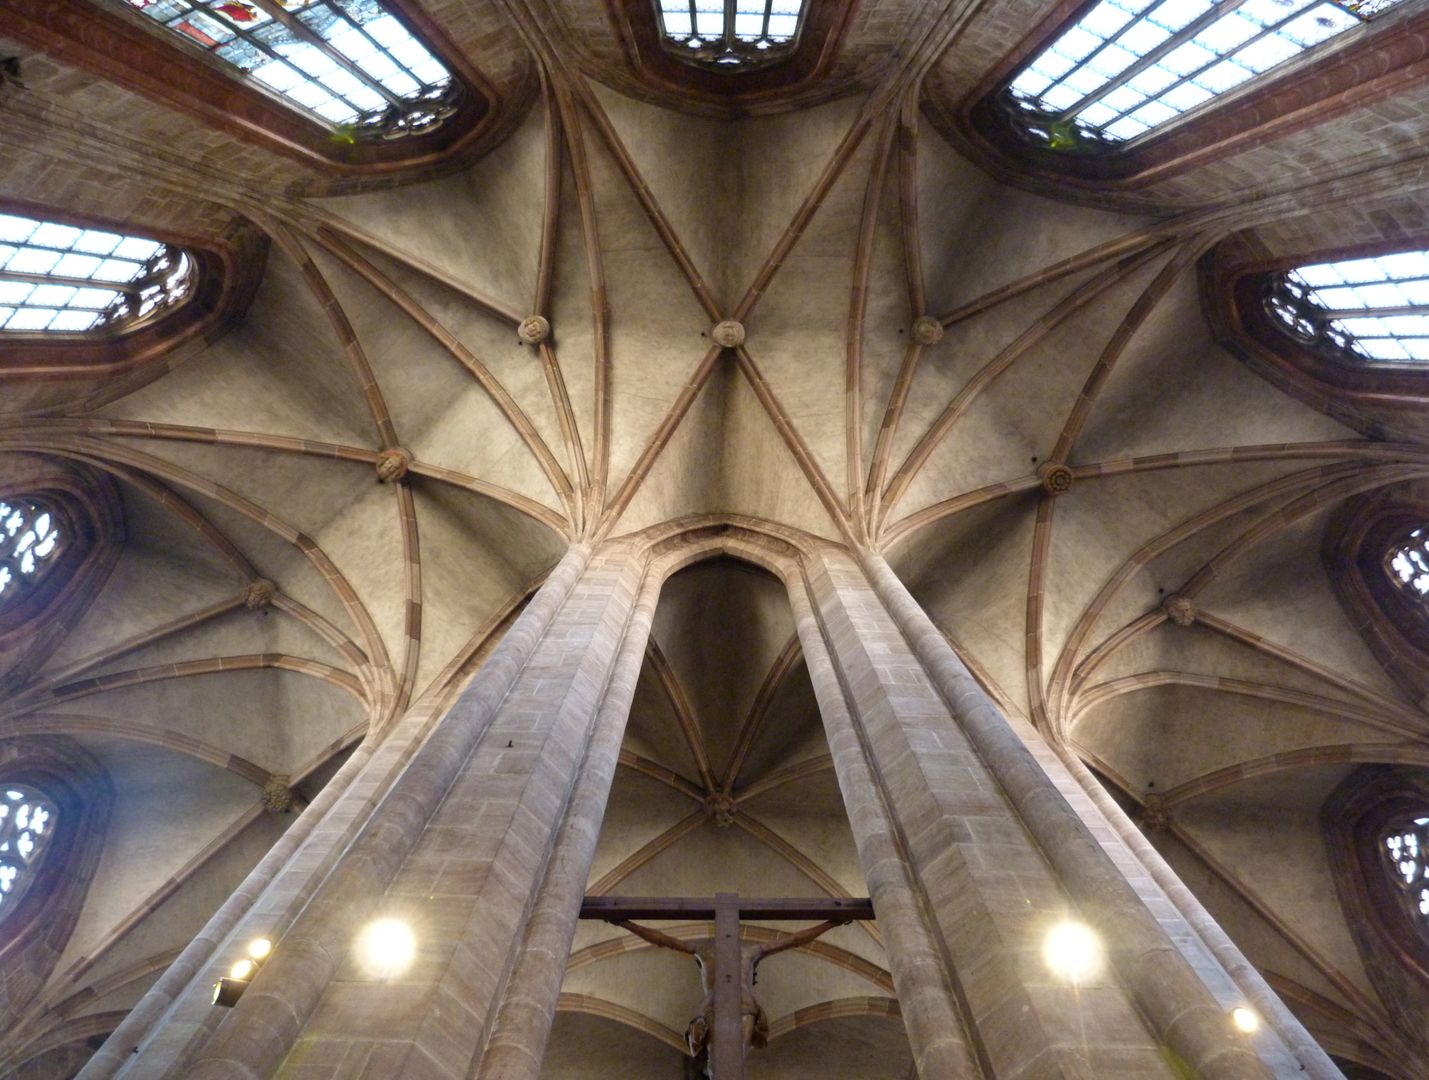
<box><xmin>580</xmin><ymin>894</ymin><xmax>876</xmax><ymax>1079</ymax></box>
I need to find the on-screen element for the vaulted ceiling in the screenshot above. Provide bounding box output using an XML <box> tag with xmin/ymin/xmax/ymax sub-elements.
<box><xmin>3</xmin><ymin>1</ymin><xmax>1429</xmax><ymax>1077</ymax></box>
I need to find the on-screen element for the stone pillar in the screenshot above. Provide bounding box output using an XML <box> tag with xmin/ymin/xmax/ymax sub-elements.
<box><xmin>475</xmin><ymin>567</ymin><xmax>661</xmax><ymax>1080</ymax></box>
<box><xmin>794</xmin><ymin>547</ymin><xmax>1277</xmax><ymax>1078</ymax></box>
<box><xmin>787</xmin><ymin>581</ymin><xmax>984</xmax><ymax>1080</ymax></box>
<box><xmin>150</xmin><ymin>542</ymin><xmax>653</xmax><ymax>1080</ymax></box>
<box><xmin>858</xmin><ymin>550</ymin><xmax>1333</xmax><ymax>1079</ymax></box>
<box><xmin>90</xmin><ymin>545</ymin><xmax>600</xmax><ymax>1080</ymax></box>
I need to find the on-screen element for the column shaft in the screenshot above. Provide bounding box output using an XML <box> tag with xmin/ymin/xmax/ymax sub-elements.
<box><xmin>798</xmin><ymin>548</ymin><xmax>1261</xmax><ymax>1077</ymax></box>
<box><xmin>177</xmin><ymin>543</ymin><xmax>598</xmax><ymax>1079</ymax></box>
<box><xmin>255</xmin><ymin>545</ymin><xmax>648</xmax><ymax>1080</ymax></box>
<box><xmin>788</xmin><ymin>579</ymin><xmax>985</xmax><ymax>1079</ymax></box>
<box><xmin>474</xmin><ymin>568</ymin><xmax>660</xmax><ymax>1079</ymax></box>
<box><xmin>856</xmin><ymin>550</ymin><xmax>1284</xmax><ymax>1078</ymax></box>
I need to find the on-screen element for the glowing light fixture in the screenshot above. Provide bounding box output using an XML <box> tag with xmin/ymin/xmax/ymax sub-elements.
<box><xmin>356</xmin><ymin>916</ymin><xmax>416</xmax><ymax>980</ymax></box>
<box><xmin>1231</xmin><ymin>1006</ymin><xmax>1260</xmax><ymax>1034</ymax></box>
<box><xmin>211</xmin><ymin>935</ymin><xmax>275</xmax><ymax>1007</ymax></box>
<box><xmin>211</xmin><ymin>977</ymin><xmax>246</xmax><ymax>1007</ymax></box>
<box><xmin>1043</xmin><ymin>919</ymin><xmax>1104</xmax><ymax>984</ymax></box>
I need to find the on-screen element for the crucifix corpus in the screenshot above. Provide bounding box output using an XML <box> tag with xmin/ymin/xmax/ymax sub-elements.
<box><xmin>580</xmin><ymin>893</ymin><xmax>876</xmax><ymax>1080</ymax></box>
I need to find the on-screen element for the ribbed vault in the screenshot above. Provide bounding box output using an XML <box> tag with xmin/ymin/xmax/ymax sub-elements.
<box><xmin>4</xmin><ymin>0</ymin><xmax>1429</xmax><ymax>1076</ymax></box>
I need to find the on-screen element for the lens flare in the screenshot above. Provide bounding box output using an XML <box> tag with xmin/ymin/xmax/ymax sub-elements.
<box><xmin>1043</xmin><ymin>920</ymin><xmax>1103</xmax><ymax>984</ymax></box>
<box><xmin>356</xmin><ymin>917</ymin><xmax>416</xmax><ymax>980</ymax></box>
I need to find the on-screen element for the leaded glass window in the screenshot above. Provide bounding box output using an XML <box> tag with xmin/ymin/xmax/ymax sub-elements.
<box><xmin>118</xmin><ymin>0</ymin><xmax>460</xmax><ymax>139</ymax></box>
<box><xmin>1387</xmin><ymin>528</ymin><xmax>1429</xmax><ymax>599</ymax></box>
<box><xmin>1004</xmin><ymin>0</ymin><xmax>1410</xmax><ymax>149</ymax></box>
<box><xmin>1383</xmin><ymin>815</ymin><xmax>1429</xmax><ymax>928</ymax></box>
<box><xmin>655</xmin><ymin>0</ymin><xmax>806</xmax><ymax>69</ymax></box>
<box><xmin>0</xmin><ymin>500</ymin><xmax>63</xmax><ymax>604</ymax></box>
<box><xmin>1266</xmin><ymin>251</ymin><xmax>1429</xmax><ymax>364</ymax></box>
<box><xmin>0</xmin><ymin>788</ymin><xmax>56</xmax><ymax>922</ymax></box>
<box><xmin>0</xmin><ymin>213</ymin><xmax>191</xmax><ymax>335</ymax></box>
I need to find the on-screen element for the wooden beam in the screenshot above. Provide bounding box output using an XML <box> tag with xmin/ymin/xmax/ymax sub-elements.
<box><xmin>712</xmin><ymin>893</ymin><xmax>743</xmax><ymax>1080</ymax></box>
<box><xmin>579</xmin><ymin>896</ymin><xmax>875</xmax><ymax>921</ymax></box>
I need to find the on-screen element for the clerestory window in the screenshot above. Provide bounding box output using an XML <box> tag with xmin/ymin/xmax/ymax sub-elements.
<box><xmin>1387</xmin><ymin>528</ymin><xmax>1429</xmax><ymax>600</ymax></box>
<box><xmin>0</xmin><ymin>212</ymin><xmax>191</xmax><ymax>335</ymax></box>
<box><xmin>1003</xmin><ymin>0</ymin><xmax>1410</xmax><ymax>150</ymax></box>
<box><xmin>1265</xmin><ymin>250</ymin><xmax>1429</xmax><ymax>365</ymax></box>
<box><xmin>655</xmin><ymin>0</ymin><xmax>806</xmax><ymax>69</ymax></box>
<box><xmin>0</xmin><ymin>788</ymin><xmax>56</xmax><ymax>924</ymax></box>
<box><xmin>117</xmin><ymin>0</ymin><xmax>460</xmax><ymax>139</ymax></box>
<box><xmin>0</xmin><ymin>500</ymin><xmax>64</xmax><ymax>605</ymax></box>
<box><xmin>1383</xmin><ymin>815</ymin><xmax>1429</xmax><ymax>929</ymax></box>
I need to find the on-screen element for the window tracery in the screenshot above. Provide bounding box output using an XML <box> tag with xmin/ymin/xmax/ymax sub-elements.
<box><xmin>0</xmin><ymin>212</ymin><xmax>191</xmax><ymax>335</ymax></box>
<box><xmin>1388</xmin><ymin>529</ymin><xmax>1429</xmax><ymax>599</ymax></box>
<box><xmin>0</xmin><ymin>500</ymin><xmax>63</xmax><ymax>604</ymax></box>
<box><xmin>117</xmin><ymin>0</ymin><xmax>460</xmax><ymax>139</ymax></box>
<box><xmin>1265</xmin><ymin>251</ymin><xmax>1429</xmax><ymax>364</ymax></box>
<box><xmin>1003</xmin><ymin>0</ymin><xmax>1408</xmax><ymax>151</ymax></box>
<box><xmin>1383</xmin><ymin>815</ymin><xmax>1429</xmax><ymax>930</ymax></box>
<box><xmin>0</xmin><ymin>787</ymin><xmax>56</xmax><ymax>923</ymax></box>
<box><xmin>655</xmin><ymin>0</ymin><xmax>806</xmax><ymax>69</ymax></box>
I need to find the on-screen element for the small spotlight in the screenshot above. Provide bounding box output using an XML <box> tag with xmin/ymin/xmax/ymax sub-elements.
<box><xmin>356</xmin><ymin>917</ymin><xmax>416</xmax><ymax>980</ymax></box>
<box><xmin>1043</xmin><ymin>920</ymin><xmax>1103</xmax><ymax>984</ymax></box>
<box><xmin>1231</xmin><ymin>1006</ymin><xmax>1260</xmax><ymax>1034</ymax></box>
<box><xmin>211</xmin><ymin>977</ymin><xmax>249</xmax><ymax>1008</ymax></box>
<box><xmin>247</xmin><ymin>938</ymin><xmax>272</xmax><ymax>961</ymax></box>
<box><xmin>230</xmin><ymin>958</ymin><xmax>254</xmax><ymax>981</ymax></box>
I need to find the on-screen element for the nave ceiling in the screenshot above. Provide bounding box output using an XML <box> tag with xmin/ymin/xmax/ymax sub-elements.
<box><xmin>3</xmin><ymin>0</ymin><xmax>1429</xmax><ymax>1076</ymax></box>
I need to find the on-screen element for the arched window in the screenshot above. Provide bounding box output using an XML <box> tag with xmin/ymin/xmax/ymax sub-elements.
<box><xmin>1002</xmin><ymin>0</ymin><xmax>1409</xmax><ymax>151</ymax></box>
<box><xmin>0</xmin><ymin>787</ymin><xmax>57</xmax><ymax>923</ymax></box>
<box><xmin>1388</xmin><ymin>528</ymin><xmax>1429</xmax><ymax>600</ymax></box>
<box><xmin>1265</xmin><ymin>250</ymin><xmax>1429</xmax><ymax>365</ymax></box>
<box><xmin>1383</xmin><ymin>815</ymin><xmax>1429</xmax><ymax>930</ymax></box>
<box><xmin>0</xmin><ymin>212</ymin><xmax>192</xmax><ymax>335</ymax></box>
<box><xmin>0</xmin><ymin>499</ymin><xmax>64</xmax><ymax>605</ymax></box>
<box><xmin>655</xmin><ymin>0</ymin><xmax>806</xmax><ymax>69</ymax></box>
<box><xmin>116</xmin><ymin>0</ymin><xmax>461</xmax><ymax>139</ymax></box>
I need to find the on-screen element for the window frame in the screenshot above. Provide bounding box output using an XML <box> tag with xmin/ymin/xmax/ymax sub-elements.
<box><xmin>0</xmin><ymin>460</ymin><xmax>122</xmax><ymax>666</ymax></box>
<box><xmin>3</xmin><ymin>0</ymin><xmax>495</xmax><ymax>174</ymax></box>
<box><xmin>0</xmin><ymin>786</ymin><xmax>59</xmax><ymax>927</ymax></box>
<box><xmin>112</xmin><ymin>0</ymin><xmax>465</xmax><ymax>142</ymax></box>
<box><xmin>1324</xmin><ymin>494</ymin><xmax>1429</xmax><ymax>707</ymax></box>
<box><xmin>959</xmin><ymin>0</ymin><xmax>1429</xmax><ymax>189</ymax></box>
<box><xmin>1325</xmin><ymin>767</ymin><xmax>1429</xmax><ymax>1004</ymax></box>
<box><xmin>652</xmin><ymin>0</ymin><xmax>808</xmax><ymax>72</ymax></box>
<box><xmin>0</xmin><ymin>740</ymin><xmax>111</xmax><ymax>996</ymax></box>
<box><xmin>0</xmin><ymin>200</ymin><xmax>264</xmax><ymax>379</ymax></box>
<box><xmin>0</xmin><ymin>497</ymin><xmax>68</xmax><ymax>611</ymax></box>
<box><xmin>1205</xmin><ymin>237</ymin><xmax>1429</xmax><ymax>433</ymax></box>
<box><xmin>0</xmin><ymin>211</ymin><xmax>194</xmax><ymax>339</ymax></box>
<box><xmin>605</xmin><ymin>0</ymin><xmax>856</xmax><ymax>106</ymax></box>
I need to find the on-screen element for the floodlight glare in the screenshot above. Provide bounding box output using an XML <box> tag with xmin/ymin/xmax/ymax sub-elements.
<box><xmin>1043</xmin><ymin>920</ymin><xmax>1103</xmax><ymax>984</ymax></box>
<box><xmin>356</xmin><ymin>917</ymin><xmax>416</xmax><ymax>980</ymax></box>
<box><xmin>1232</xmin><ymin>1006</ymin><xmax>1260</xmax><ymax>1034</ymax></box>
<box><xmin>247</xmin><ymin>937</ymin><xmax>273</xmax><ymax>961</ymax></box>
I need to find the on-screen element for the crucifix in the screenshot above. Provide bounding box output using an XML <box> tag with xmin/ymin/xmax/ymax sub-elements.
<box><xmin>580</xmin><ymin>894</ymin><xmax>876</xmax><ymax>1080</ymax></box>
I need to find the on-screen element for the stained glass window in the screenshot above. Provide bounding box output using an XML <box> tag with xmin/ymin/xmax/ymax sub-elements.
<box><xmin>0</xmin><ymin>213</ymin><xmax>191</xmax><ymax>335</ymax></box>
<box><xmin>1004</xmin><ymin>0</ymin><xmax>1409</xmax><ymax>149</ymax></box>
<box><xmin>118</xmin><ymin>0</ymin><xmax>460</xmax><ymax>139</ymax></box>
<box><xmin>1383</xmin><ymin>815</ymin><xmax>1429</xmax><ymax>928</ymax></box>
<box><xmin>655</xmin><ymin>0</ymin><xmax>806</xmax><ymax>69</ymax></box>
<box><xmin>0</xmin><ymin>788</ymin><xmax>56</xmax><ymax>923</ymax></box>
<box><xmin>1266</xmin><ymin>250</ymin><xmax>1429</xmax><ymax>364</ymax></box>
<box><xmin>0</xmin><ymin>500</ymin><xmax>63</xmax><ymax>604</ymax></box>
<box><xmin>1387</xmin><ymin>529</ymin><xmax>1429</xmax><ymax>599</ymax></box>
